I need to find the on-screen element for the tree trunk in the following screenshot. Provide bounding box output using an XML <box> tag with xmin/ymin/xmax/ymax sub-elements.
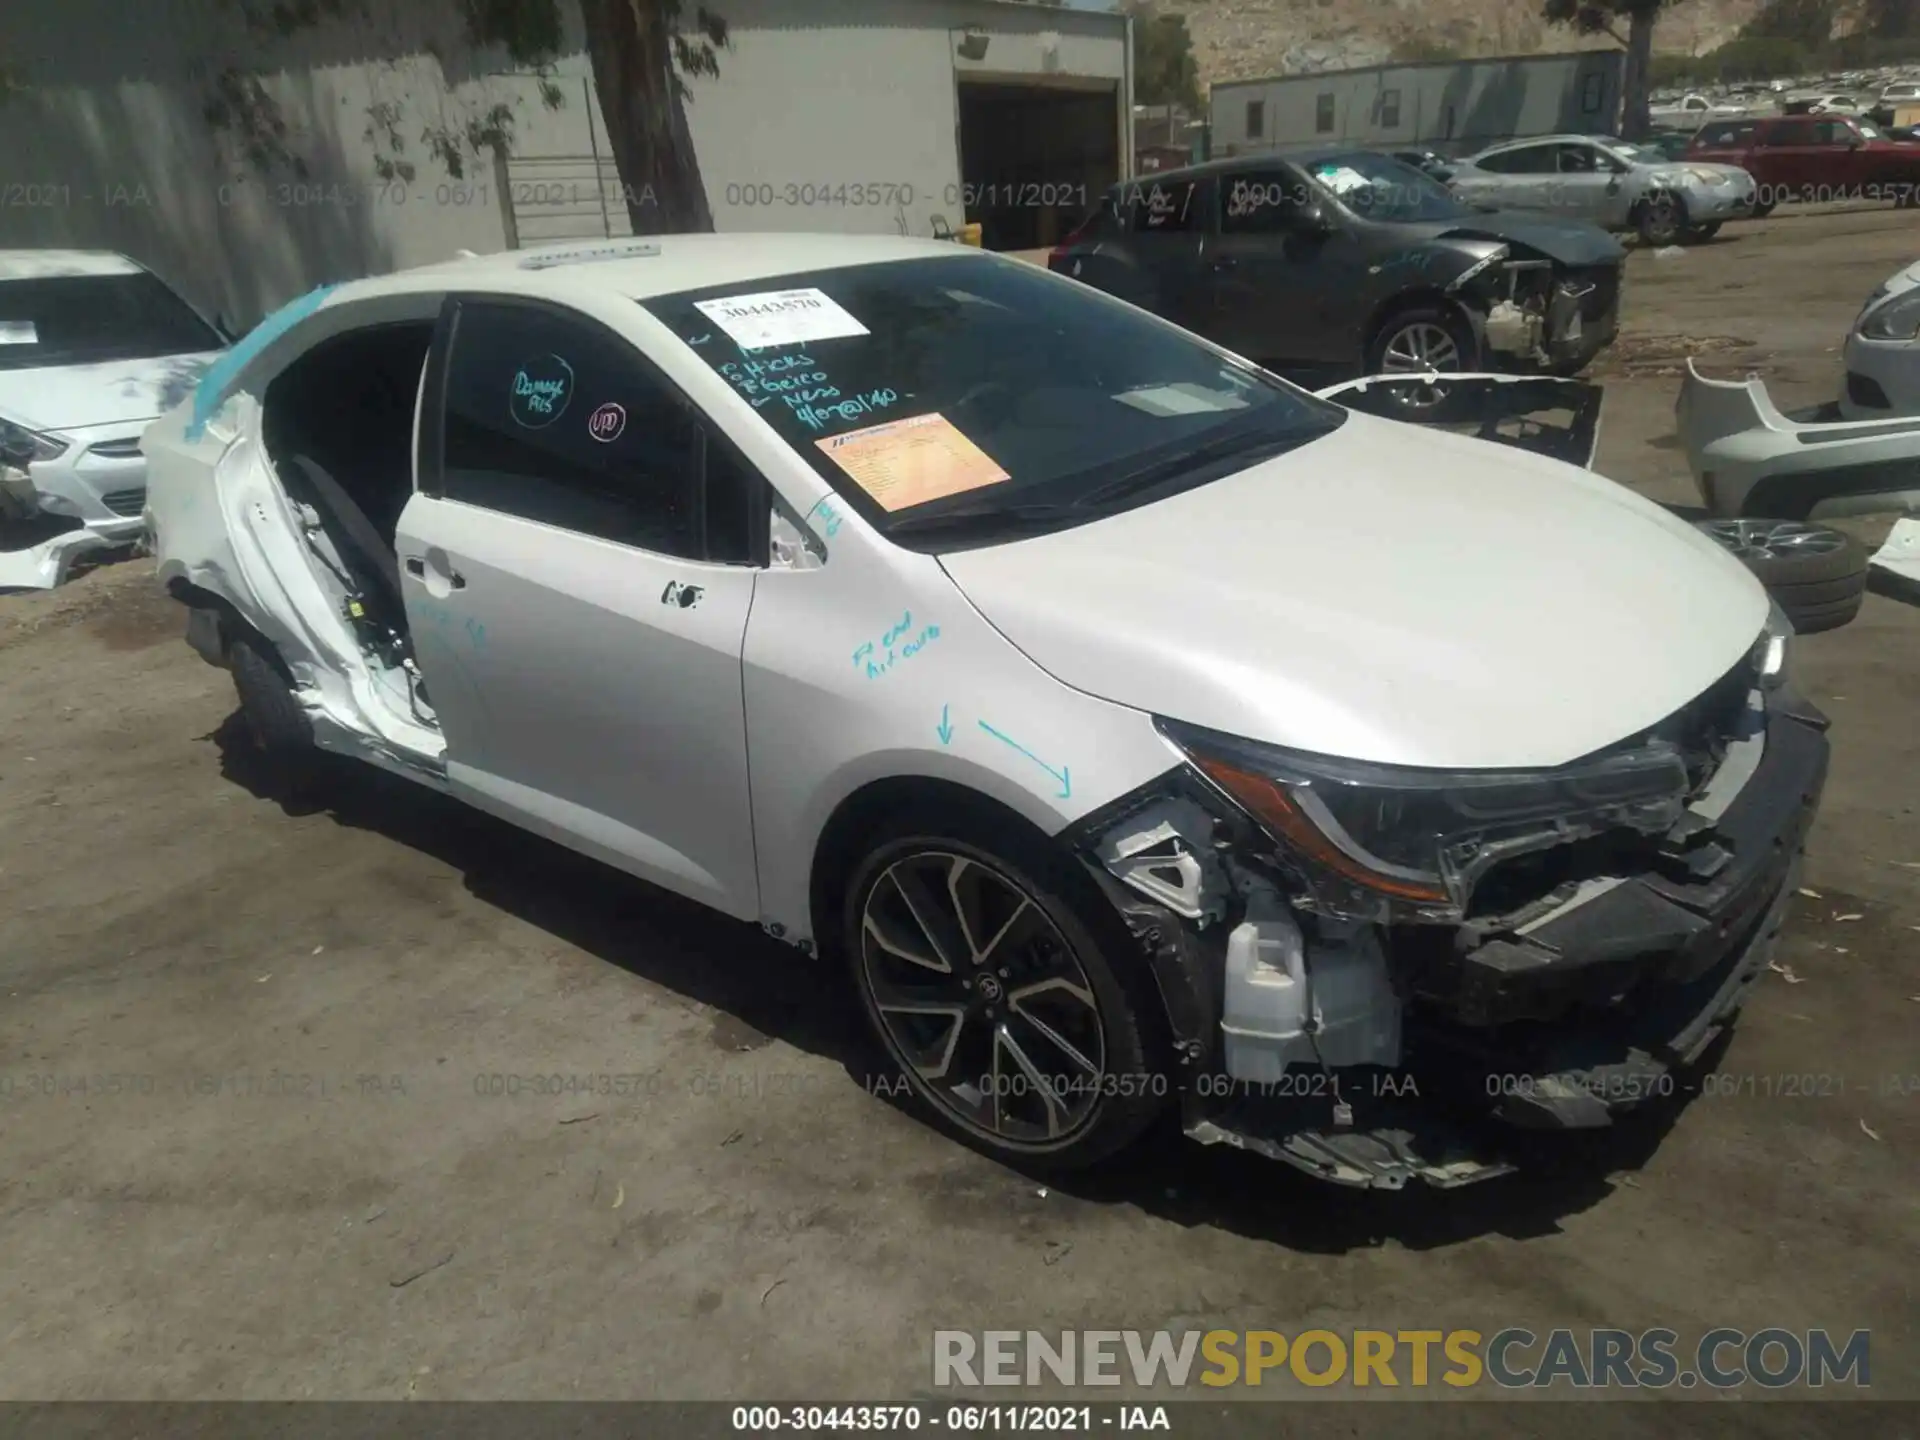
<box><xmin>578</xmin><ymin>0</ymin><xmax>714</xmax><ymax>234</ymax></box>
<box><xmin>1621</xmin><ymin>8</ymin><xmax>1656</xmax><ymax>141</ymax></box>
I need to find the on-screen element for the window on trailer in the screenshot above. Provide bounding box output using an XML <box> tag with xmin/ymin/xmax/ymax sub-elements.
<box><xmin>1379</xmin><ymin>89</ymin><xmax>1401</xmax><ymax>128</ymax></box>
<box><xmin>1316</xmin><ymin>93</ymin><xmax>1336</xmax><ymax>133</ymax></box>
<box><xmin>1247</xmin><ymin>99</ymin><xmax>1265</xmax><ymax>140</ymax></box>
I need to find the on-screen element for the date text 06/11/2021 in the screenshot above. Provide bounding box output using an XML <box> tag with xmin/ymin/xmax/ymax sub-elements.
<box><xmin>731</xmin><ymin>1405</ymin><xmax>1170</xmax><ymax>1432</ymax></box>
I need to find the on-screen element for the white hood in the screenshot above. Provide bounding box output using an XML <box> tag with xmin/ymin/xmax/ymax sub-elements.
<box><xmin>0</xmin><ymin>352</ymin><xmax>222</xmax><ymax>433</ymax></box>
<box><xmin>939</xmin><ymin>414</ymin><xmax>1768</xmax><ymax>770</ymax></box>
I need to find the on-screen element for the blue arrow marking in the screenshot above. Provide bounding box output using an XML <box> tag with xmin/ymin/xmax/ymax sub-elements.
<box><xmin>977</xmin><ymin>721</ymin><xmax>1070</xmax><ymax>799</ymax></box>
<box><xmin>937</xmin><ymin>704</ymin><xmax>954</xmax><ymax>745</ymax></box>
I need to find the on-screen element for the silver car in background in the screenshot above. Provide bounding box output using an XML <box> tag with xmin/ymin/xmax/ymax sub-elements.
<box><xmin>1448</xmin><ymin>134</ymin><xmax>1758</xmax><ymax>248</ymax></box>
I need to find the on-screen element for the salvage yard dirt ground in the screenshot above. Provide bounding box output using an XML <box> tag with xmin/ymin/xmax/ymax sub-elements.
<box><xmin>2</xmin><ymin>208</ymin><xmax>1917</xmax><ymax>1419</ymax></box>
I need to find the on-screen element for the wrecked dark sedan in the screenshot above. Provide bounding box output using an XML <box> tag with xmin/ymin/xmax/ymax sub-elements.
<box><xmin>1048</xmin><ymin>150</ymin><xmax>1625</xmax><ymax>396</ymax></box>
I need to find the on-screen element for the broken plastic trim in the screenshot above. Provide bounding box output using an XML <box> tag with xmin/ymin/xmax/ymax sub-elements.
<box><xmin>1315</xmin><ymin>372</ymin><xmax>1604</xmax><ymax>470</ymax></box>
<box><xmin>1157</xmin><ymin>718</ymin><xmax>1693</xmax><ymax>926</ymax></box>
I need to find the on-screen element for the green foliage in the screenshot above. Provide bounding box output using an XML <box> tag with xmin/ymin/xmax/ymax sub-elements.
<box><xmin>1126</xmin><ymin>2</ymin><xmax>1200</xmax><ymax>111</ymax></box>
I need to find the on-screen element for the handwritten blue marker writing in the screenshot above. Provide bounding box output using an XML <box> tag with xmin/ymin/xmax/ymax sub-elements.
<box><xmin>936</xmin><ymin>704</ymin><xmax>954</xmax><ymax>745</ymax></box>
<box><xmin>792</xmin><ymin>389</ymin><xmax>899</xmax><ymax>433</ymax></box>
<box><xmin>804</xmin><ymin>495</ymin><xmax>844</xmax><ymax>537</ymax></box>
<box><xmin>978</xmin><ymin>721</ymin><xmax>1071</xmax><ymax>799</ymax></box>
<box><xmin>852</xmin><ymin>611</ymin><xmax>940</xmax><ymax>679</ymax></box>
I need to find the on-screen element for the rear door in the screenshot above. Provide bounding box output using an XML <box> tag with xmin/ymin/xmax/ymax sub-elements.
<box><xmin>396</xmin><ymin>295</ymin><xmax>766</xmax><ymax>919</ymax></box>
<box><xmin>1754</xmin><ymin>117</ymin><xmax>1821</xmax><ymax>197</ymax></box>
<box><xmin>1113</xmin><ymin>175</ymin><xmax>1214</xmax><ymax>332</ymax></box>
<box><xmin>1460</xmin><ymin>142</ymin><xmax>1559</xmax><ymax>212</ymax></box>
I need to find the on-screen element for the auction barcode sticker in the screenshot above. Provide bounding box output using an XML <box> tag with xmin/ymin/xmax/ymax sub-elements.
<box><xmin>694</xmin><ymin>287</ymin><xmax>870</xmax><ymax>350</ymax></box>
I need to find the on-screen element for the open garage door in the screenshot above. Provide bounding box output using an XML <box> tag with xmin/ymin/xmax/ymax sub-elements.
<box><xmin>956</xmin><ymin>80</ymin><xmax>1121</xmax><ymax>252</ymax></box>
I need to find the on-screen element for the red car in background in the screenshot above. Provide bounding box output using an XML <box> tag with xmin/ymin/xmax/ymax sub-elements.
<box><xmin>1687</xmin><ymin>115</ymin><xmax>1920</xmax><ymax>213</ymax></box>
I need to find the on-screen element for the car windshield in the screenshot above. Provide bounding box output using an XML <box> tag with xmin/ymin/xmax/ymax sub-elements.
<box><xmin>0</xmin><ymin>270</ymin><xmax>224</xmax><ymax>373</ymax></box>
<box><xmin>1302</xmin><ymin>152</ymin><xmax>1474</xmax><ymax>222</ymax></box>
<box><xmin>642</xmin><ymin>254</ymin><xmax>1344</xmax><ymax>551</ymax></box>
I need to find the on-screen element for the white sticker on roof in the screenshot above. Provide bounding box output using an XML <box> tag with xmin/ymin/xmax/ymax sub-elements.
<box><xmin>0</xmin><ymin>321</ymin><xmax>35</xmax><ymax>345</ymax></box>
<box><xmin>694</xmin><ymin>288</ymin><xmax>870</xmax><ymax>351</ymax></box>
<box><xmin>1313</xmin><ymin>164</ymin><xmax>1371</xmax><ymax>195</ymax></box>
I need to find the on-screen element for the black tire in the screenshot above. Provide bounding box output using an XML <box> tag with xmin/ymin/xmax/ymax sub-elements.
<box><xmin>1751</xmin><ymin>202</ymin><xmax>1776</xmax><ymax>218</ymax></box>
<box><xmin>1694</xmin><ymin>519</ymin><xmax>1868</xmax><ymax>633</ymax></box>
<box><xmin>1784</xmin><ymin>592</ymin><xmax>1865</xmax><ymax>634</ymax></box>
<box><xmin>1363</xmin><ymin>305</ymin><xmax>1479</xmax><ymax>414</ymax></box>
<box><xmin>841</xmin><ymin>808</ymin><xmax>1170</xmax><ymax>1171</ymax></box>
<box><xmin>1682</xmin><ymin>221</ymin><xmax>1722</xmax><ymax>243</ymax></box>
<box><xmin>228</xmin><ymin>633</ymin><xmax>325</xmax><ymax>785</ymax></box>
<box><xmin>1637</xmin><ymin>190</ymin><xmax>1689</xmax><ymax>247</ymax></box>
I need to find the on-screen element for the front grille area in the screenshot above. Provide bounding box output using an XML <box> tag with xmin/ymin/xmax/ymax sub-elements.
<box><xmin>101</xmin><ymin>486</ymin><xmax>147</xmax><ymax>516</ymax></box>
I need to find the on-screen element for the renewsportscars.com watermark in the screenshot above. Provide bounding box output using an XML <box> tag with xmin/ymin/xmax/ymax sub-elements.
<box><xmin>933</xmin><ymin>1328</ymin><xmax>1871</xmax><ymax>1391</ymax></box>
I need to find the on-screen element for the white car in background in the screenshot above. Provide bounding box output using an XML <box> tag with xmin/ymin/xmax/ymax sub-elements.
<box><xmin>1842</xmin><ymin>255</ymin><xmax>1920</xmax><ymax>419</ymax></box>
<box><xmin>144</xmin><ymin>234</ymin><xmax>1822</xmax><ymax>1190</ymax></box>
<box><xmin>0</xmin><ymin>250</ymin><xmax>228</xmax><ymax>588</ymax></box>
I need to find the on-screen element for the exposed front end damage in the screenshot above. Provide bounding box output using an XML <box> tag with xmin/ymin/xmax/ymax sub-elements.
<box><xmin>1064</xmin><ymin>657</ymin><xmax>1829</xmax><ymax>1191</ymax></box>
<box><xmin>1445</xmin><ymin>244</ymin><xmax>1621</xmax><ymax>372</ymax></box>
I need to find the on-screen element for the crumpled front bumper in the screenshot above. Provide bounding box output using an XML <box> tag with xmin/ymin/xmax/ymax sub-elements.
<box><xmin>1410</xmin><ymin>685</ymin><xmax>1829</xmax><ymax>1130</ymax></box>
<box><xmin>1111</xmin><ymin>685</ymin><xmax>1829</xmax><ymax>1190</ymax></box>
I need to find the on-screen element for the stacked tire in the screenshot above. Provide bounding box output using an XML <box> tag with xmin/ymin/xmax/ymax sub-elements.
<box><xmin>1694</xmin><ymin>519</ymin><xmax>1868</xmax><ymax>634</ymax></box>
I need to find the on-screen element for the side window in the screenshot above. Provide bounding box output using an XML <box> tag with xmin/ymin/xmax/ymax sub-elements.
<box><xmin>1813</xmin><ymin>120</ymin><xmax>1849</xmax><ymax>145</ymax></box>
<box><xmin>1556</xmin><ymin>143</ymin><xmax>1599</xmax><ymax>173</ymax></box>
<box><xmin>1315</xmin><ymin>93</ymin><xmax>1335</xmax><ymax>133</ymax></box>
<box><xmin>1379</xmin><ymin>89</ymin><xmax>1401</xmax><ymax>128</ymax></box>
<box><xmin>1220</xmin><ymin>170</ymin><xmax>1306</xmax><ymax>234</ymax></box>
<box><xmin>1124</xmin><ymin>179</ymin><xmax>1201</xmax><ymax>233</ymax></box>
<box><xmin>1581</xmin><ymin>74</ymin><xmax>1603</xmax><ymax>112</ymax></box>
<box><xmin>1246</xmin><ymin>99</ymin><xmax>1265</xmax><ymax>140</ymax></box>
<box><xmin>1479</xmin><ymin>146</ymin><xmax>1552</xmax><ymax>174</ymax></box>
<box><xmin>1763</xmin><ymin>120</ymin><xmax>1813</xmax><ymax>146</ymax></box>
<box><xmin>440</xmin><ymin>300</ymin><xmax>715</xmax><ymax>560</ymax></box>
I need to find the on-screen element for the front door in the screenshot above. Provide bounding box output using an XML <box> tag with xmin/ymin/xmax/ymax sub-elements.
<box><xmin>397</xmin><ymin>295</ymin><xmax>763</xmax><ymax>919</ymax></box>
<box><xmin>1553</xmin><ymin>142</ymin><xmax>1632</xmax><ymax>227</ymax></box>
<box><xmin>1203</xmin><ymin>166</ymin><xmax>1353</xmax><ymax>368</ymax></box>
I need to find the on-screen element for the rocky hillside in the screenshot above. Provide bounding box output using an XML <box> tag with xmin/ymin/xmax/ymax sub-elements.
<box><xmin>1169</xmin><ymin>0</ymin><xmax>1778</xmax><ymax>85</ymax></box>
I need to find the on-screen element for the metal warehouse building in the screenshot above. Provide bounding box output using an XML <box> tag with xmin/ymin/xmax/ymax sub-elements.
<box><xmin>0</xmin><ymin>0</ymin><xmax>1133</xmax><ymax>327</ymax></box>
<box><xmin>1211</xmin><ymin>51</ymin><xmax>1625</xmax><ymax>158</ymax></box>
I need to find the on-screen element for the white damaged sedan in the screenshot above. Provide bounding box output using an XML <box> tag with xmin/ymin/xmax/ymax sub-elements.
<box><xmin>146</xmin><ymin>235</ymin><xmax>1826</xmax><ymax>1188</ymax></box>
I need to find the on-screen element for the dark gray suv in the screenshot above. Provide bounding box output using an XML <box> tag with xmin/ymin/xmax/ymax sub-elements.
<box><xmin>1048</xmin><ymin>151</ymin><xmax>1625</xmax><ymax>391</ymax></box>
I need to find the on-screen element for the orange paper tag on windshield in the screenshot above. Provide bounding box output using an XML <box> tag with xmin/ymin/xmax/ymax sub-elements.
<box><xmin>815</xmin><ymin>412</ymin><xmax>1009</xmax><ymax>512</ymax></box>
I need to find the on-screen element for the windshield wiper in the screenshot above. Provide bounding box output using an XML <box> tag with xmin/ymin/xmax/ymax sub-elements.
<box><xmin>1072</xmin><ymin>427</ymin><xmax>1324</xmax><ymax>510</ymax></box>
<box><xmin>883</xmin><ymin>499</ymin><xmax>1085</xmax><ymax>540</ymax></box>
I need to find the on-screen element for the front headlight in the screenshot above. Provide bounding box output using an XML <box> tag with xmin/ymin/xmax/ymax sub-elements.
<box><xmin>0</xmin><ymin>419</ymin><xmax>69</xmax><ymax>466</ymax></box>
<box><xmin>1687</xmin><ymin>167</ymin><xmax>1730</xmax><ymax>185</ymax></box>
<box><xmin>1158</xmin><ymin>718</ymin><xmax>1691</xmax><ymax>923</ymax></box>
<box><xmin>1858</xmin><ymin>289</ymin><xmax>1920</xmax><ymax>342</ymax></box>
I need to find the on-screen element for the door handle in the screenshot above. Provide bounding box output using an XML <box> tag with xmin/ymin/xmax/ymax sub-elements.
<box><xmin>403</xmin><ymin>554</ymin><xmax>466</xmax><ymax>589</ymax></box>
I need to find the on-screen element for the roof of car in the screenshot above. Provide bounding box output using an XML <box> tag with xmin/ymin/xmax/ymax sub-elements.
<box><xmin>1102</xmin><ymin>148</ymin><xmax>1394</xmax><ymax>187</ymax></box>
<box><xmin>341</xmin><ymin>233</ymin><xmax>980</xmax><ymax>305</ymax></box>
<box><xmin>0</xmin><ymin>249</ymin><xmax>144</xmax><ymax>281</ymax></box>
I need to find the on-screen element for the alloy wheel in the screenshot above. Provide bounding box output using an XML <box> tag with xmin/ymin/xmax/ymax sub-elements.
<box><xmin>1378</xmin><ymin>320</ymin><xmax>1461</xmax><ymax>408</ymax></box>
<box><xmin>1699</xmin><ymin>518</ymin><xmax>1846</xmax><ymax>562</ymax></box>
<box><xmin>858</xmin><ymin>849</ymin><xmax>1108</xmax><ymax>1148</ymax></box>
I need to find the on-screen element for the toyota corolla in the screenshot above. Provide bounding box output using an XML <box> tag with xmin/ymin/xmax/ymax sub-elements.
<box><xmin>143</xmin><ymin>235</ymin><xmax>1826</xmax><ymax>1188</ymax></box>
